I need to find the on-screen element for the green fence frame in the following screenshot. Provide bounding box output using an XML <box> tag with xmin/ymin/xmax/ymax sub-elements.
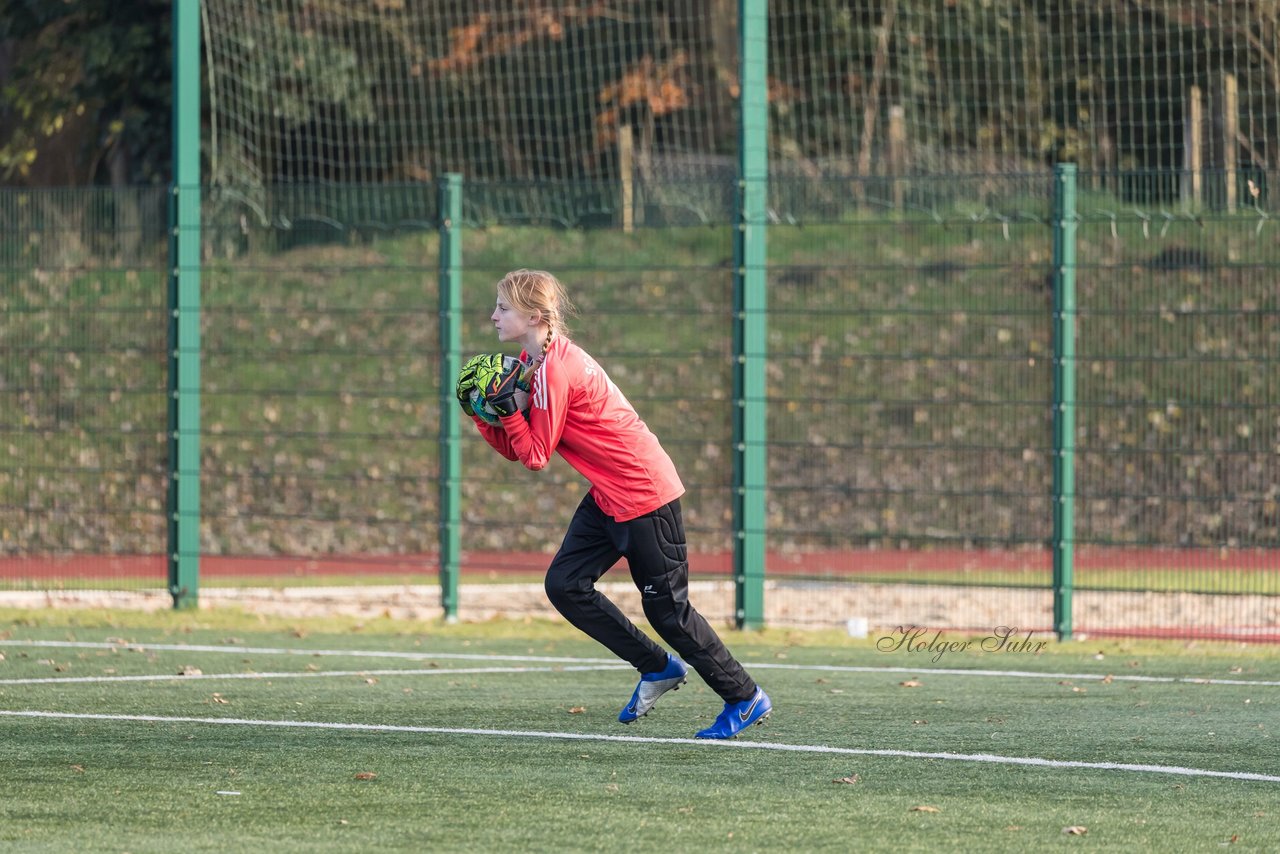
<box><xmin>438</xmin><ymin>175</ymin><xmax>464</xmax><ymax>621</ymax></box>
<box><xmin>1051</xmin><ymin>164</ymin><xmax>1079</xmax><ymax>641</ymax></box>
<box><xmin>732</xmin><ymin>0</ymin><xmax>769</xmax><ymax>629</ymax></box>
<box><xmin>9</xmin><ymin>172</ymin><xmax>1275</xmax><ymax>638</ymax></box>
<box><xmin>162</xmin><ymin>0</ymin><xmax>777</xmax><ymax>627</ymax></box>
<box><xmin>157</xmin><ymin>0</ymin><xmax>1097</xmax><ymax>633</ymax></box>
<box><xmin>167</xmin><ymin>0</ymin><xmax>202</xmax><ymax>608</ymax></box>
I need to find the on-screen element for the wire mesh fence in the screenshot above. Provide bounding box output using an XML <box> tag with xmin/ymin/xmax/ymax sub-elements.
<box><xmin>1</xmin><ymin>173</ymin><xmax>1276</xmax><ymax>639</ymax></box>
<box><xmin>0</xmin><ymin>188</ymin><xmax>170</xmax><ymax>591</ymax></box>
<box><xmin>201</xmin><ymin>1</ymin><xmax>1280</xmax><ymax>211</ymax></box>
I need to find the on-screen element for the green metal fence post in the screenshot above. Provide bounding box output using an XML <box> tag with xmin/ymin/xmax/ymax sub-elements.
<box><xmin>1051</xmin><ymin>164</ymin><xmax>1079</xmax><ymax>640</ymax></box>
<box><xmin>167</xmin><ymin>0</ymin><xmax>202</xmax><ymax>608</ymax></box>
<box><xmin>733</xmin><ymin>0</ymin><xmax>769</xmax><ymax>630</ymax></box>
<box><xmin>438</xmin><ymin>174</ymin><xmax>464</xmax><ymax>620</ymax></box>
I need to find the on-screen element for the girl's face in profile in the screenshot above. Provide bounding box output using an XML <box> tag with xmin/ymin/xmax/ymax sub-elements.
<box><xmin>491</xmin><ymin>292</ymin><xmax>537</xmax><ymax>344</ymax></box>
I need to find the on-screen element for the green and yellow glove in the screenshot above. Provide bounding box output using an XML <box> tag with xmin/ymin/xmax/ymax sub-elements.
<box><xmin>455</xmin><ymin>353</ymin><xmax>504</xmax><ymax>416</ymax></box>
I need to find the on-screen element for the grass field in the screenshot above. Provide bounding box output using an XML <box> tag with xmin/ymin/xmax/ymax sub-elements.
<box><xmin>2</xmin><ymin>608</ymin><xmax>1278</xmax><ymax>852</ymax></box>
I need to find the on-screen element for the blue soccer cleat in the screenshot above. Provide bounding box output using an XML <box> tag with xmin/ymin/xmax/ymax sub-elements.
<box><xmin>694</xmin><ymin>687</ymin><xmax>772</xmax><ymax>739</ymax></box>
<box><xmin>618</xmin><ymin>654</ymin><xmax>688</xmax><ymax>723</ymax></box>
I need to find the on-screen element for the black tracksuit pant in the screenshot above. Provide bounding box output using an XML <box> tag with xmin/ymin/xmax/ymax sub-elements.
<box><xmin>543</xmin><ymin>494</ymin><xmax>758</xmax><ymax>704</ymax></box>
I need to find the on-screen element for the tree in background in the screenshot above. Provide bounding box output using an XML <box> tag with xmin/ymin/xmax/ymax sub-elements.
<box><xmin>0</xmin><ymin>0</ymin><xmax>171</xmax><ymax>187</ymax></box>
<box><xmin>3</xmin><ymin>0</ymin><xmax>1278</xmax><ymax>195</ymax></box>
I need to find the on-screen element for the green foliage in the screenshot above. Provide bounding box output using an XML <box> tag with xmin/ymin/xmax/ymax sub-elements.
<box><xmin>6</xmin><ymin>1</ymin><xmax>1280</xmax><ymax>194</ymax></box>
<box><xmin>0</xmin><ymin>0</ymin><xmax>171</xmax><ymax>185</ymax></box>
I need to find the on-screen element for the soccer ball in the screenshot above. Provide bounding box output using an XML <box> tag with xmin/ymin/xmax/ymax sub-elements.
<box><xmin>470</xmin><ymin>355</ymin><xmax>531</xmax><ymax>425</ymax></box>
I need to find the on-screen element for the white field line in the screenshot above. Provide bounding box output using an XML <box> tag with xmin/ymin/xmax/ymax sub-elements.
<box><xmin>0</xmin><ymin>665</ymin><xmax>623</xmax><ymax>686</ymax></box>
<box><xmin>1</xmin><ymin>709</ymin><xmax>1277</xmax><ymax>785</ymax></box>
<box><xmin>4</xmin><ymin>639</ymin><xmax>1280</xmax><ymax>688</ymax></box>
<box><xmin>1</xmin><ymin>639</ymin><xmax>619</xmax><ymax>664</ymax></box>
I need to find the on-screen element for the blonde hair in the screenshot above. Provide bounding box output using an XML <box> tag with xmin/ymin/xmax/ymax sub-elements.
<box><xmin>497</xmin><ymin>269</ymin><xmax>575</xmax><ymax>357</ymax></box>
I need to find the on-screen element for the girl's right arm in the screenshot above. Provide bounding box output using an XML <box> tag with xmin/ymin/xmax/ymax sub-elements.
<box><xmin>472</xmin><ymin>417</ymin><xmax>519</xmax><ymax>461</ymax></box>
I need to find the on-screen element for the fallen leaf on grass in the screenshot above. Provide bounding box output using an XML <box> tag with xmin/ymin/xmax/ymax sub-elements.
<box><xmin>210</xmin><ymin>693</ymin><xmax>229</xmax><ymax>705</ymax></box>
<box><xmin>179</xmin><ymin>666</ymin><xmax>202</xmax><ymax>676</ymax></box>
<box><xmin>833</xmin><ymin>775</ymin><xmax>860</xmax><ymax>785</ymax></box>
<box><xmin>70</xmin><ymin>765</ymin><xmax>85</xmax><ymax>774</ymax></box>
<box><xmin>900</xmin><ymin>680</ymin><xmax>924</xmax><ymax>688</ymax></box>
<box><xmin>354</xmin><ymin>772</ymin><xmax>377</xmax><ymax>781</ymax></box>
<box><xmin>1062</xmin><ymin>826</ymin><xmax>1087</xmax><ymax>835</ymax></box>
<box><xmin>910</xmin><ymin>805</ymin><xmax>940</xmax><ymax>813</ymax></box>
<box><xmin>1225</xmin><ymin>834</ymin><xmax>1239</xmax><ymax>844</ymax></box>
<box><xmin>568</xmin><ymin>706</ymin><xmax>587</xmax><ymax>714</ymax></box>
<box><xmin>1101</xmin><ymin>674</ymin><xmax>1114</xmax><ymax>684</ymax></box>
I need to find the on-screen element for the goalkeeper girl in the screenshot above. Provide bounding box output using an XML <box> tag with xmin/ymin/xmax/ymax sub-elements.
<box><xmin>455</xmin><ymin>269</ymin><xmax>771</xmax><ymax>739</ymax></box>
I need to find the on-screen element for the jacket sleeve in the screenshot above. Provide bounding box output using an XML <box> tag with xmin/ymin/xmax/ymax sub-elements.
<box><xmin>497</xmin><ymin>359</ymin><xmax>566</xmax><ymax>471</ymax></box>
<box><xmin>472</xmin><ymin>415</ymin><xmax>519</xmax><ymax>461</ymax></box>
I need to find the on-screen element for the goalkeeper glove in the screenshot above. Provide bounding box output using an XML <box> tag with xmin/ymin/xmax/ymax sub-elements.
<box><xmin>484</xmin><ymin>362</ymin><xmax>528</xmax><ymax>417</ymax></box>
<box><xmin>456</xmin><ymin>354</ymin><xmax>504</xmax><ymax>416</ymax></box>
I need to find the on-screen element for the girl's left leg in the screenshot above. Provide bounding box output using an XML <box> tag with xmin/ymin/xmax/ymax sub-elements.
<box><xmin>616</xmin><ymin>499</ymin><xmax>759</xmax><ymax>704</ymax></box>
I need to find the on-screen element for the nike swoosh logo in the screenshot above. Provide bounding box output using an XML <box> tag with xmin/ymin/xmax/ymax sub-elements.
<box><xmin>738</xmin><ymin>693</ymin><xmax>761</xmax><ymax>723</ymax></box>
